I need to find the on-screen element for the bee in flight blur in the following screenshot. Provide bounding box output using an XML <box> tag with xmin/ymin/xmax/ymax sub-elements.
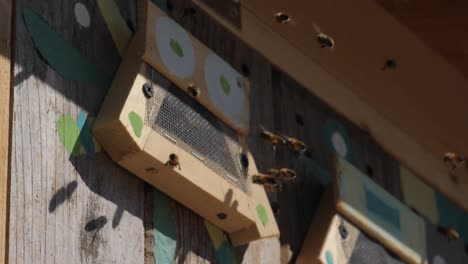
<box><xmin>283</xmin><ymin>136</ymin><xmax>307</xmax><ymax>154</ymax></box>
<box><xmin>443</xmin><ymin>152</ymin><xmax>465</xmax><ymax>170</ymax></box>
<box><xmin>437</xmin><ymin>226</ymin><xmax>460</xmax><ymax>242</ymax></box>
<box><xmin>252</xmin><ymin>168</ymin><xmax>297</xmax><ymax>192</ymax></box>
<box><xmin>259</xmin><ymin>126</ymin><xmax>285</xmax><ymax>152</ymax></box>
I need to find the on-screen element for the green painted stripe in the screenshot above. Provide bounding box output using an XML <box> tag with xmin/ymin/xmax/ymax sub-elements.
<box><xmin>154</xmin><ymin>189</ymin><xmax>177</xmax><ymax>264</ymax></box>
<box><xmin>97</xmin><ymin>0</ymin><xmax>132</xmax><ymax>55</ymax></box>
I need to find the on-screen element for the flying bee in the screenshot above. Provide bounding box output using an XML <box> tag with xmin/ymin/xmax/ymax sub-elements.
<box><xmin>317</xmin><ymin>33</ymin><xmax>334</xmax><ymax>48</ymax></box>
<box><xmin>165</xmin><ymin>153</ymin><xmax>181</xmax><ymax>170</ymax></box>
<box><xmin>443</xmin><ymin>152</ymin><xmax>465</xmax><ymax>170</ymax></box>
<box><xmin>437</xmin><ymin>226</ymin><xmax>460</xmax><ymax>242</ymax></box>
<box><xmin>277</xmin><ymin>168</ymin><xmax>297</xmax><ymax>181</ymax></box>
<box><xmin>268</xmin><ymin>168</ymin><xmax>296</xmax><ymax>181</ymax></box>
<box><xmin>260</xmin><ymin>127</ymin><xmax>285</xmax><ymax>152</ymax></box>
<box><xmin>283</xmin><ymin>136</ymin><xmax>307</xmax><ymax>154</ymax></box>
<box><xmin>252</xmin><ymin>173</ymin><xmax>281</xmax><ymax>192</ymax></box>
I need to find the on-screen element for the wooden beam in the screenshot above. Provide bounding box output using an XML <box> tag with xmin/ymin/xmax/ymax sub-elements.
<box><xmin>191</xmin><ymin>0</ymin><xmax>468</xmax><ymax>211</ymax></box>
<box><xmin>0</xmin><ymin>0</ymin><xmax>12</xmax><ymax>262</ymax></box>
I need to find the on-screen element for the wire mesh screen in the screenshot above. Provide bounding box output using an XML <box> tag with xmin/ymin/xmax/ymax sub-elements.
<box><xmin>144</xmin><ymin>67</ymin><xmax>248</xmax><ymax>191</ymax></box>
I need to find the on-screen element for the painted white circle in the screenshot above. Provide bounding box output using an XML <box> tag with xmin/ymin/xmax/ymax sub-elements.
<box><xmin>331</xmin><ymin>132</ymin><xmax>347</xmax><ymax>158</ymax></box>
<box><xmin>155</xmin><ymin>17</ymin><xmax>196</xmax><ymax>78</ymax></box>
<box><xmin>432</xmin><ymin>255</ymin><xmax>447</xmax><ymax>264</ymax></box>
<box><xmin>204</xmin><ymin>53</ymin><xmax>246</xmax><ymax>128</ymax></box>
<box><xmin>74</xmin><ymin>3</ymin><xmax>91</xmax><ymax>28</ymax></box>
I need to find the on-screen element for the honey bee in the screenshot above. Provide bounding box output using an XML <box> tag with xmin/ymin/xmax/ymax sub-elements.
<box><xmin>437</xmin><ymin>226</ymin><xmax>460</xmax><ymax>242</ymax></box>
<box><xmin>252</xmin><ymin>173</ymin><xmax>281</xmax><ymax>192</ymax></box>
<box><xmin>187</xmin><ymin>84</ymin><xmax>200</xmax><ymax>97</ymax></box>
<box><xmin>165</xmin><ymin>153</ymin><xmax>181</xmax><ymax>170</ymax></box>
<box><xmin>443</xmin><ymin>152</ymin><xmax>465</xmax><ymax>170</ymax></box>
<box><xmin>284</xmin><ymin>136</ymin><xmax>307</xmax><ymax>154</ymax></box>
<box><xmin>268</xmin><ymin>168</ymin><xmax>296</xmax><ymax>181</ymax></box>
<box><xmin>260</xmin><ymin>127</ymin><xmax>285</xmax><ymax>152</ymax></box>
<box><xmin>317</xmin><ymin>33</ymin><xmax>334</xmax><ymax>48</ymax></box>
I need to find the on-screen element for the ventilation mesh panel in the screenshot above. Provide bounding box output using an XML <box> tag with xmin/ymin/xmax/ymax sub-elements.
<box><xmin>144</xmin><ymin>69</ymin><xmax>247</xmax><ymax>191</ymax></box>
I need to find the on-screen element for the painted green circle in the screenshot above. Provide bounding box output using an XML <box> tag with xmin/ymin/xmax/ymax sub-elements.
<box><xmin>256</xmin><ymin>204</ymin><xmax>268</xmax><ymax>226</ymax></box>
<box><xmin>219</xmin><ymin>75</ymin><xmax>231</xmax><ymax>96</ymax></box>
<box><xmin>169</xmin><ymin>38</ymin><xmax>184</xmax><ymax>58</ymax></box>
<box><xmin>325</xmin><ymin>250</ymin><xmax>334</xmax><ymax>264</ymax></box>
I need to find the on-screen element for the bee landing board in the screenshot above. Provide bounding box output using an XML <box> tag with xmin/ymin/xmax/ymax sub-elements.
<box><xmin>92</xmin><ymin>3</ymin><xmax>278</xmax><ymax>244</ymax></box>
<box><xmin>298</xmin><ymin>158</ymin><xmax>468</xmax><ymax>264</ymax></box>
<box><xmin>139</xmin><ymin>1</ymin><xmax>249</xmax><ymax>135</ymax></box>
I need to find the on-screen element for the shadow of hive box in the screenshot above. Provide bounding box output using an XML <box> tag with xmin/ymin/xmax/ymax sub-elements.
<box><xmin>93</xmin><ymin>0</ymin><xmax>278</xmax><ymax>246</ymax></box>
<box><xmin>297</xmin><ymin>156</ymin><xmax>468</xmax><ymax>264</ymax></box>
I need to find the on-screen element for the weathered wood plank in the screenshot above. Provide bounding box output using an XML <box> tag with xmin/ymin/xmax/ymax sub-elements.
<box><xmin>10</xmin><ymin>1</ymin><xmax>144</xmax><ymax>263</ymax></box>
<box><xmin>10</xmin><ymin>0</ymin><xmax>467</xmax><ymax>263</ymax></box>
<box><xmin>0</xmin><ymin>0</ymin><xmax>12</xmax><ymax>262</ymax></box>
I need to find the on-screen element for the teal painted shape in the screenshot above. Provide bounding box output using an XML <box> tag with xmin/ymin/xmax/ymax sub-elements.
<box><xmin>216</xmin><ymin>240</ymin><xmax>237</xmax><ymax>264</ymax></box>
<box><xmin>77</xmin><ymin>111</ymin><xmax>95</xmax><ymax>155</ymax></box>
<box><xmin>23</xmin><ymin>7</ymin><xmax>112</xmax><ymax>89</ymax></box>
<box><xmin>154</xmin><ymin>189</ymin><xmax>177</xmax><ymax>264</ymax></box>
<box><xmin>301</xmin><ymin>156</ymin><xmax>332</xmax><ymax>186</ymax></box>
<box><xmin>57</xmin><ymin>115</ymin><xmax>81</xmax><ymax>156</ymax></box>
<box><xmin>365</xmin><ymin>187</ymin><xmax>401</xmax><ymax>230</ymax></box>
<box><xmin>325</xmin><ymin>250</ymin><xmax>334</xmax><ymax>264</ymax></box>
<box><xmin>435</xmin><ymin>192</ymin><xmax>468</xmax><ymax>244</ymax></box>
<box><xmin>435</xmin><ymin>192</ymin><xmax>463</xmax><ymax>227</ymax></box>
<box><xmin>299</xmin><ymin>156</ymin><xmax>329</xmax><ymax>227</ymax></box>
<box><xmin>459</xmin><ymin>213</ymin><xmax>468</xmax><ymax>245</ymax></box>
<box><xmin>151</xmin><ymin>0</ymin><xmax>169</xmax><ymax>13</ymax></box>
<box><xmin>323</xmin><ymin>119</ymin><xmax>355</xmax><ymax>164</ymax></box>
<box><xmin>128</xmin><ymin>111</ymin><xmax>143</xmax><ymax>138</ymax></box>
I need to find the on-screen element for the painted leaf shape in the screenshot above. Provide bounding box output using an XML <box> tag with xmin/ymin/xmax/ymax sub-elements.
<box><xmin>57</xmin><ymin>115</ymin><xmax>81</xmax><ymax>156</ymax></box>
<box><xmin>128</xmin><ymin>111</ymin><xmax>143</xmax><ymax>138</ymax></box>
<box><xmin>256</xmin><ymin>204</ymin><xmax>268</xmax><ymax>226</ymax></box>
<box><xmin>220</xmin><ymin>75</ymin><xmax>231</xmax><ymax>96</ymax></box>
<box><xmin>170</xmin><ymin>38</ymin><xmax>184</xmax><ymax>58</ymax></box>
<box><xmin>23</xmin><ymin>7</ymin><xmax>112</xmax><ymax>89</ymax></box>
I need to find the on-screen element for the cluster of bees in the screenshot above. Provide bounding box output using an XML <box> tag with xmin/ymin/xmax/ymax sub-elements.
<box><xmin>251</xmin><ymin>127</ymin><xmax>308</xmax><ymax>192</ymax></box>
<box><xmin>163</xmin><ymin>126</ymin><xmax>308</xmax><ymax>194</ymax></box>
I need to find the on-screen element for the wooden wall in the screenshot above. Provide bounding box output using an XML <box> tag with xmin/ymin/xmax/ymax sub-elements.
<box><xmin>7</xmin><ymin>0</ymin><xmax>468</xmax><ymax>263</ymax></box>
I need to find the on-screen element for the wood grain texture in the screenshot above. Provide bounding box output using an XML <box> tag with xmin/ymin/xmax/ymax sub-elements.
<box><xmin>9</xmin><ymin>1</ymin><xmax>144</xmax><ymax>263</ymax></box>
<box><xmin>376</xmin><ymin>0</ymin><xmax>468</xmax><ymax>80</ymax></box>
<box><xmin>9</xmin><ymin>0</ymin><xmax>467</xmax><ymax>263</ymax></box>
<box><xmin>0</xmin><ymin>0</ymin><xmax>12</xmax><ymax>262</ymax></box>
